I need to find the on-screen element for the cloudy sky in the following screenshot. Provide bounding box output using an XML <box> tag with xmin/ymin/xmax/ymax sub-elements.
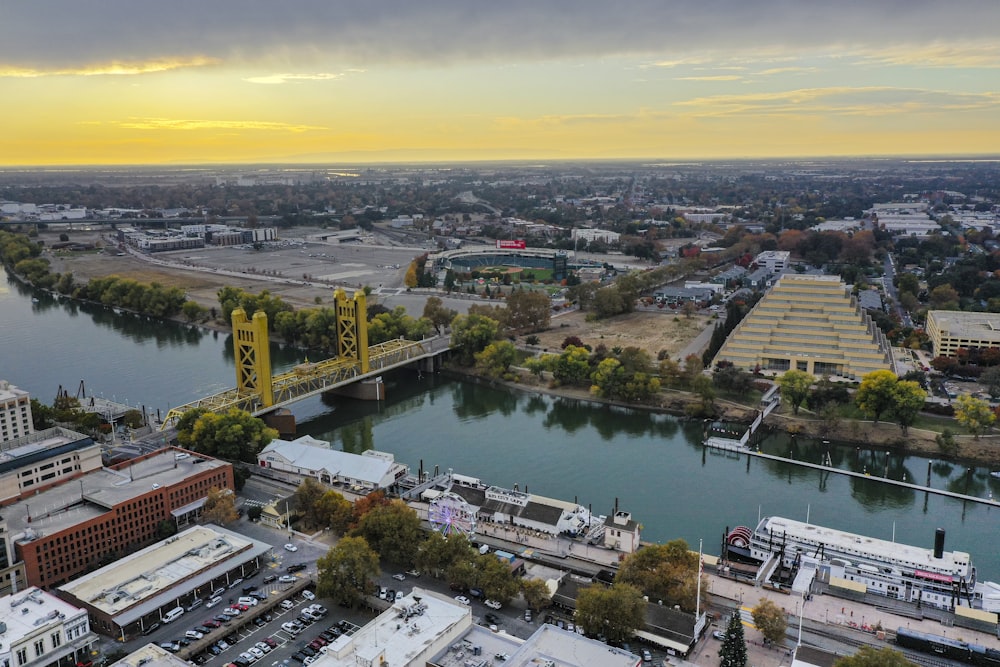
<box><xmin>4</xmin><ymin>1</ymin><xmax>1000</xmax><ymax>165</ymax></box>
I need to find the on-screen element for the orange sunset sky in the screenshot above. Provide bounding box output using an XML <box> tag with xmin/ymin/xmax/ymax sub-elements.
<box><xmin>4</xmin><ymin>1</ymin><xmax>1000</xmax><ymax>166</ymax></box>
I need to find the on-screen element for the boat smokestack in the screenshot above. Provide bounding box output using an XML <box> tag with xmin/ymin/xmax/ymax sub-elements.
<box><xmin>934</xmin><ymin>528</ymin><xmax>945</xmax><ymax>559</ymax></box>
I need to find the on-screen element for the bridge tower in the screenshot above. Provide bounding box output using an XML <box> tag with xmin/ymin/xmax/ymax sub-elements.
<box><xmin>232</xmin><ymin>308</ymin><xmax>274</xmax><ymax>408</ymax></box>
<box><xmin>334</xmin><ymin>288</ymin><xmax>370</xmax><ymax>373</ymax></box>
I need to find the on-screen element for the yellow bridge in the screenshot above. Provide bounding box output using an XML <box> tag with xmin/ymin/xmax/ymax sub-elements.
<box><xmin>160</xmin><ymin>289</ymin><xmax>449</xmax><ymax>428</ymax></box>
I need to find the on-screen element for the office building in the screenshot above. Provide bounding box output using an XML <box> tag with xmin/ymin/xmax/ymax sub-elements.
<box><xmin>926</xmin><ymin>311</ymin><xmax>1000</xmax><ymax>358</ymax></box>
<box><xmin>712</xmin><ymin>275</ymin><xmax>892</xmax><ymax>380</ymax></box>
<box><xmin>0</xmin><ymin>381</ymin><xmax>33</xmax><ymax>443</ymax></box>
<box><xmin>0</xmin><ymin>587</ymin><xmax>98</xmax><ymax>667</ymax></box>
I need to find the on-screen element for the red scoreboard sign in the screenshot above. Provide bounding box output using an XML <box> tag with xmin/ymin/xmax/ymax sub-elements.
<box><xmin>496</xmin><ymin>239</ymin><xmax>527</xmax><ymax>250</ymax></box>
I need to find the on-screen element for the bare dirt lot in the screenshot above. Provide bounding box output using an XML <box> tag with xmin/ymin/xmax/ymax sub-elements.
<box><xmin>533</xmin><ymin>309</ymin><xmax>711</xmax><ymax>359</ymax></box>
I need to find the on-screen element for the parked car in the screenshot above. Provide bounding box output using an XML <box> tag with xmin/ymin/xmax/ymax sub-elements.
<box><xmin>283</xmin><ymin>543</ymin><xmax>298</xmax><ymax>552</ymax></box>
<box><xmin>263</xmin><ymin>638</ymin><xmax>278</xmax><ymax>649</ymax></box>
<box><xmin>642</xmin><ymin>649</ymin><xmax>653</xmax><ymax>662</ymax></box>
<box><xmin>255</xmin><ymin>641</ymin><xmax>272</xmax><ymax>654</ymax></box>
<box><xmin>280</xmin><ymin>600</ymin><xmax>295</xmax><ymax>610</ymax></box>
<box><xmin>391</xmin><ymin>573</ymin><xmax>406</xmax><ymax>581</ymax></box>
<box><xmin>248</xmin><ymin>647</ymin><xmax>265</xmax><ymax>659</ymax></box>
<box><xmin>301</xmin><ymin>589</ymin><xmax>315</xmax><ymax>601</ymax></box>
<box><xmin>454</xmin><ymin>595</ymin><xmax>470</xmax><ymax>605</ymax></box>
<box><xmin>405</xmin><ymin>570</ymin><xmax>421</xmax><ymax>578</ymax></box>
<box><xmin>281</xmin><ymin>622</ymin><xmax>301</xmax><ymax>635</ymax></box>
<box><xmin>203</xmin><ymin>620</ymin><xmax>222</xmax><ymax>629</ymax></box>
<box><xmin>291</xmin><ymin>652</ymin><xmax>307</xmax><ymax>663</ymax></box>
<box><xmin>142</xmin><ymin>623</ymin><xmax>161</xmax><ymax>636</ymax></box>
<box><xmin>308</xmin><ymin>604</ymin><xmax>327</xmax><ymax>616</ymax></box>
<box><xmin>524</xmin><ymin>610</ymin><xmax>532</xmax><ymax>622</ymax></box>
<box><xmin>253</xmin><ymin>617</ymin><xmax>266</xmax><ymax>628</ymax></box>
<box><xmin>213</xmin><ymin>614</ymin><xmax>231</xmax><ymax>624</ymax></box>
<box><xmin>186</xmin><ymin>630</ymin><xmax>204</xmax><ymax>640</ymax></box>
<box><xmin>227</xmin><ymin>578</ymin><xmax>244</xmax><ymax>590</ymax></box>
<box><xmin>262</xmin><ymin>575</ymin><xmax>277</xmax><ymax>584</ymax></box>
<box><xmin>206</xmin><ymin>596</ymin><xmax>223</xmax><ymax>609</ymax></box>
<box><xmin>484</xmin><ymin>599</ymin><xmax>502</xmax><ymax>610</ymax></box>
<box><xmin>287</xmin><ymin>564</ymin><xmax>307</xmax><ymax>573</ymax></box>
<box><xmin>484</xmin><ymin>613</ymin><xmax>499</xmax><ymax>625</ymax></box>
<box><xmin>712</xmin><ymin>630</ymin><xmax>725</xmax><ymax>640</ymax></box>
<box><xmin>279</xmin><ymin>575</ymin><xmax>298</xmax><ymax>584</ymax></box>
<box><xmin>215</xmin><ymin>640</ymin><xmax>230</xmax><ymax>650</ymax></box>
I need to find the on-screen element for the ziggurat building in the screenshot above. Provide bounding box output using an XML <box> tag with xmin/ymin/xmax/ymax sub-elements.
<box><xmin>713</xmin><ymin>275</ymin><xmax>893</xmax><ymax>380</ymax></box>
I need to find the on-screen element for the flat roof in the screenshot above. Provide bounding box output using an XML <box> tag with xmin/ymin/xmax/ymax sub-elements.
<box><xmin>759</xmin><ymin>516</ymin><xmax>970</xmax><ymax>575</ymax></box>
<box><xmin>259</xmin><ymin>437</ymin><xmax>401</xmax><ymax>484</ymax></box>
<box><xmin>0</xmin><ymin>587</ymin><xmax>86</xmax><ymax>641</ymax></box>
<box><xmin>59</xmin><ymin>524</ymin><xmax>271</xmax><ymax>625</ymax></box>
<box><xmin>318</xmin><ymin>588</ymin><xmax>471</xmax><ymax>666</ymax></box>
<box><xmin>506</xmin><ymin>624</ymin><xmax>641</xmax><ymax>667</ymax></box>
<box><xmin>929</xmin><ymin>310</ymin><xmax>1000</xmax><ymax>338</ymax></box>
<box><xmin>8</xmin><ymin>450</ymin><xmax>229</xmax><ymax>541</ymax></box>
<box><xmin>112</xmin><ymin>643</ymin><xmax>190</xmax><ymax>667</ymax></box>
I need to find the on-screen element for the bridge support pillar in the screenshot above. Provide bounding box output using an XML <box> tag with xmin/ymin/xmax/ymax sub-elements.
<box><xmin>326</xmin><ymin>377</ymin><xmax>385</xmax><ymax>401</ymax></box>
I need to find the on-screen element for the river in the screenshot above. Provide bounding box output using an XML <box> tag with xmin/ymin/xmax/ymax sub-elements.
<box><xmin>3</xmin><ymin>270</ymin><xmax>1000</xmax><ymax>580</ymax></box>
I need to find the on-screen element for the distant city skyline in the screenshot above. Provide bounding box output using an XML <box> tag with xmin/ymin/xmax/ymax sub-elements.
<box><xmin>4</xmin><ymin>1</ymin><xmax>1000</xmax><ymax>166</ymax></box>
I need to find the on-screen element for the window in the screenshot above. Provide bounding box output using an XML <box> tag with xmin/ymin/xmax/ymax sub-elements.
<box><xmin>51</xmin><ymin>631</ymin><xmax>61</xmax><ymax>648</ymax></box>
<box><xmin>34</xmin><ymin>639</ymin><xmax>44</xmax><ymax>657</ymax></box>
<box><xmin>16</xmin><ymin>649</ymin><xmax>26</xmax><ymax>666</ymax></box>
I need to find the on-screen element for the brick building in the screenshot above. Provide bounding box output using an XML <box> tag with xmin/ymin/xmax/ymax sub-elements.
<box><xmin>7</xmin><ymin>449</ymin><xmax>233</xmax><ymax>589</ymax></box>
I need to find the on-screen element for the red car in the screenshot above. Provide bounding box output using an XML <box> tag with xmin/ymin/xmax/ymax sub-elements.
<box><xmin>203</xmin><ymin>620</ymin><xmax>222</xmax><ymax>628</ymax></box>
<box><xmin>263</xmin><ymin>638</ymin><xmax>278</xmax><ymax>649</ymax></box>
<box><xmin>231</xmin><ymin>603</ymin><xmax>249</xmax><ymax>612</ymax></box>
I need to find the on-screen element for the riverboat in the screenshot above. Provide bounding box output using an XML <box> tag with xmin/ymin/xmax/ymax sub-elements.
<box><xmin>725</xmin><ymin>516</ymin><xmax>978</xmax><ymax>611</ymax></box>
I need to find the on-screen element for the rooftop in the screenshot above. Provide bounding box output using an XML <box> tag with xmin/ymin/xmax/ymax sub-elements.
<box><xmin>111</xmin><ymin>643</ymin><xmax>190</xmax><ymax>667</ymax></box>
<box><xmin>759</xmin><ymin>516</ymin><xmax>970</xmax><ymax>575</ymax></box>
<box><xmin>259</xmin><ymin>436</ymin><xmax>403</xmax><ymax>484</ymax></box>
<box><xmin>7</xmin><ymin>449</ymin><xmax>229</xmax><ymax>542</ymax></box>
<box><xmin>0</xmin><ymin>426</ymin><xmax>94</xmax><ymax>475</ymax></box>
<box><xmin>505</xmin><ymin>624</ymin><xmax>641</xmax><ymax>667</ymax></box>
<box><xmin>0</xmin><ymin>587</ymin><xmax>86</xmax><ymax>639</ymax></box>
<box><xmin>318</xmin><ymin>588</ymin><xmax>471</xmax><ymax>666</ymax></box>
<box><xmin>59</xmin><ymin>524</ymin><xmax>271</xmax><ymax>625</ymax></box>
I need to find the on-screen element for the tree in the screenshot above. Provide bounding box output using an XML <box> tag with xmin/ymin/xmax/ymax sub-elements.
<box><xmin>316</xmin><ymin>536</ymin><xmax>380</xmax><ymax>609</ymax></box>
<box><xmin>350</xmin><ymin>500</ymin><xmax>423</xmax><ymax>564</ymax></box>
<box><xmin>472</xmin><ymin>552</ymin><xmax>521</xmax><ymax>603</ymax></box>
<box><xmin>156</xmin><ymin>519</ymin><xmax>178</xmax><ymax>540</ymax></box>
<box><xmin>404</xmin><ymin>261</ymin><xmax>419</xmax><ymax>288</ymax></box>
<box><xmin>833</xmin><ymin>646</ymin><xmax>916</xmax><ymax>667</ymax></box>
<box><xmin>574</xmin><ymin>583</ymin><xmax>645</xmax><ymax>644</ymax></box>
<box><xmin>681</xmin><ymin>300</ymin><xmax>699</xmax><ymax>318</ymax></box>
<box><xmin>201</xmin><ymin>486</ymin><xmax>238</xmax><ymax>525</ymax></box>
<box><xmin>293</xmin><ymin>478</ymin><xmax>327</xmax><ymax>530</ymax></box>
<box><xmin>552</xmin><ymin>345</ymin><xmax>592</xmax><ymax>386</ymax></box>
<box><xmin>936</xmin><ymin>428</ymin><xmax>959</xmax><ymax>457</ymax></box>
<box><xmin>520</xmin><ymin>578</ymin><xmax>552</xmax><ymax>612</ymax></box>
<box><xmin>505</xmin><ymin>289</ymin><xmax>551</xmax><ymax>332</ymax></box>
<box><xmin>855</xmin><ymin>370</ymin><xmax>899</xmax><ymax>425</ymax></box>
<box><xmin>314</xmin><ymin>490</ymin><xmax>353</xmax><ymax>535</ymax></box>
<box><xmin>451</xmin><ymin>313</ymin><xmax>500</xmax><ymax>365</ymax></box>
<box><xmin>751</xmin><ymin>598</ymin><xmax>787</xmax><ymax>645</ymax></box>
<box><xmin>475</xmin><ymin>341</ymin><xmax>517</xmax><ymax>378</ymax></box>
<box><xmin>182</xmin><ymin>300</ymin><xmax>207</xmax><ymax>322</ymax></box>
<box><xmin>954</xmin><ymin>395</ymin><xmax>996</xmax><ymax>438</ymax></box>
<box><xmin>889</xmin><ymin>380</ymin><xmax>927</xmax><ymax>435</ymax></box>
<box><xmin>719</xmin><ymin>611</ymin><xmax>749</xmax><ymax>667</ymax></box>
<box><xmin>176</xmin><ymin>408</ymin><xmax>277</xmax><ymax>462</ymax></box>
<box><xmin>416</xmin><ymin>532</ymin><xmax>475</xmax><ymax>578</ymax></box>
<box><xmin>422</xmin><ymin>296</ymin><xmax>457</xmax><ymax>334</ymax></box>
<box><xmin>617</xmin><ymin>539</ymin><xmax>706</xmax><ymax>612</ymax></box>
<box><xmin>777</xmin><ymin>370</ymin><xmax>815</xmax><ymax>415</ymax></box>
<box><xmin>980</xmin><ymin>366</ymin><xmax>1000</xmax><ymax>399</ymax></box>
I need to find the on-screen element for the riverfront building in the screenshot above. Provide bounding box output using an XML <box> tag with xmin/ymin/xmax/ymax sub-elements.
<box><xmin>57</xmin><ymin>524</ymin><xmax>271</xmax><ymax>640</ymax></box>
<box><xmin>8</xmin><ymin>449</ymin><xmax>233</xmax><ymax>589</ymax></box>
<box><xmin>712</xmin><ymin>275</ymin><xmax>893</xmax><ymax>380</ymax></box>
<box><xmin>0</xmin><ymin>587</ymin><xmax>98</xmax><ymax>667</ymax></box>
<box><xmin>0</xmin><ymin>380</ymin><xmax>33</xmax><ymax>443</ymax></box>
<box><xmin>0</xmin><ymin>427</ymin><xmax>102</xmax><ymax>505</ymax></box>
<box><xmin>926</xmin><ymin>311</ymin><xmax>1000</xmax><ymax>358</ymax></box>
<box><xmin>257</xmin><ymin>435</ymin><xmax>407</xmax><ymax>493</ymax></box>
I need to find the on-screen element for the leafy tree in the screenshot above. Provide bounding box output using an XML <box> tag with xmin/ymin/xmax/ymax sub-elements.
<box><xmin>472</xmin><ymin>552</ymin><xmax>520</xmax><ymax>603</ymax></box>
<box><xmin>156</xmin><ymin>519</ymin><xmax>178</xmax><ymax>540</ymax></box>
<box><xmin>316</xmin><ymin>536</ymin><xmax>380</xmax><ymax>609</ymax></box>
<box><xmin>980</xmin><ymin>366</ymin><xmax>1000</xmax><ymax>399</ymax></box>
<box><xmin>833</xmin><ymin>646</ymin><xmax>916</xmax><ymax>667</ymax></box>
<box><xmin>416</xmin><ymin>532</ymin><xmax>475</xmax><ymax>579</ymax></box>
<box><xmin>520</xmin><ymin>578</ymin><xmax>552</xmax><ymax>611</ymax></box>
<box><xmin>552</xmin><ymin>345</ymin><xmax>592</xmax><ymax>386</ymax></box>
<box><xmin>422</xmin><ymin>296</ymin><xmax>457</xmax><ymax>333</ymax></box>
<box><xmin>350</xmin><ymin>500</ymin><xmax>423</xmax><ymax>564</ymax></box>
<box><xmin>617</xmin><ymin>539</ymin><xmax>706</xmax><ymax>611</ymax></box>
<box><xmin>475</xmin><ymin>341</ymin><xmax>518</xmax><ymax>378</ymax></box>
<box><xmin>681</xmin><ymin>301</ymin><xmax>699</xmax><ymax>318</ymax></box>
<box><xmin>751</xmin><ymin>598</ymin><xmax>787</xmax><ymax>645</ymax></box>
<box><xmin>404</xmin><ymin>261</ymin><xmax>419</xmax><ymax>288</ymax></box>
<box><xmin>201</xmin><ymin>486</ymin><xmax>238</xmax><ymax>525</ymax></box>
<box><xmin>293</xmin><ymin>478</ymin><xmax>328</xmax><ymax>529</ymax></box>
<box><xmin>176</xmin><ymin>408</ymin><xmax>276</xmax><ymax>462</ymax></box>
<box><xmin>889</xmin><ymin>380</ymin><xmax>927</xmax><ymax>435</ymax></box>
<box><xmin>314</xmin><ymin>490</ymin><xmax>353</xmax><ymax>534</ymax></box>
<box><xmin>936</xmin><ymin>428</ymin><xmax>959</xmax><ymax>457</ymax></box>
<box><xmin>182</xmin><ymin>300</ymin><xmax>207</xmax><ymax>322</ymax></box>
<box><xmin>351</xmin><ymin>490</ymin><xmax>390</xmax><ymax>526</ymax></box>
<box><xmin>246</xmin><ymin>505</ymin><xmax>263</xmax><ymax>522</ymax></box>
<box><xmin>451</xmin><ymin>313</ymin><xmax>500</xmax><ymax>364</ymax></box>
<box><xmin>954</xmin><ymin>395</ymin><xmax>996</xmax><ymax>438</ymax></box>
<box><xmin>505</xmin><ymin>289</ymin><xmax>552</xmax><ymax>332</ymax></box>
<box><xmin>574</xmin><ymin>583</ymin><xmax>645</xmax><ymax>645</ymax></box>
<box><xmin>719</xmin><ymin>611</ymin><xmax>749</xmax><ymax>667</ymax></box>
<box><xmin>777</xmin><ymin>370</ymin><xmax>815</xmax><ymax>415</ymax></box>
<box><xmin>855</xmin><ymin>370</ymin><xmax>899</xmax><ymax>425</ymax></box>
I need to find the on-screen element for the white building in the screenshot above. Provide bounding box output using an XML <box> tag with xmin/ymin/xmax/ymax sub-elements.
<box><xmin>604</xmin><ymin>511</ymin><xmax>642</xmax><ymax>554</ymax></box>
<box><xmin>257</xmin><ymin>436</ymin><xmax>408</xmax><ymax>492</ymax></box>
<box><xmin>571</xmin><ymin>228</ymin><xmax>621</xmax><ymax>244</ymax></box>
<box><xmin>0</xmin><ymin>588</ymin><xmax>97</xmax><ymax>667</ymax></box>
<box><xmin>754</xmin><ymin>250</ymin><xmax>791</xmax><ymax>273</ymax></box>
<box><xmin>0</xmin><ymin>381</ymin><xmax>33</xmax><ymax>443</ymax></box>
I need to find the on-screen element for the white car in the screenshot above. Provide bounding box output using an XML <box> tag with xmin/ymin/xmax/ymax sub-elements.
<box><xmin>454</xmin><ymin>595</ymin><xmax>470</xmax><ymax>605</ymax></box>
<box><xmin>280</xmin><ymin>600</ymin><xmax>295</xmax><ymax>610</ymax></box>
<box><xmin>248</xmin><ymin>647</ymin><xmax>265</xmax><ymax>659</ymax></box>
<box><xmin>302</xmin><ymin>590</ymin><xmax>315</xmax><ymax>601</ymax></box>
<box><xmin>279</xmin><ymin>575</ymin><xmax>297</xmax><ymax>584</ymax></box>
<box><xmin>284</xmin><ymin>543</ymin><xmax>298</xmax><ymax>552</ymax></box>
<box><xmin>484</xmin><ymin>599</ymin><xmax>502</xmax><ymax>610</ymax></box>
<box><xmin>254</xmin><ymin>642</ymin><xmax>271</xmax><ymax>654</ymax></box>
<box><xmin>391</xmin><ymin>573</ymin><xmax>406</xmax><ymax>581</ymax></box>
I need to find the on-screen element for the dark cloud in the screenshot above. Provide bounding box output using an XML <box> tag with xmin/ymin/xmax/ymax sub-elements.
<box><xmin>5</xmin><ymin>1</ymin><xmax>999</xmax><ymax>72</ymax></box>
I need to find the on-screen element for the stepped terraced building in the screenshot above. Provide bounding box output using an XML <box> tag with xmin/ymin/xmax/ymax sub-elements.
<box><xmin>713</xmin><ymin>275</ymin><xmax>893</xmax><ymax>380</ymax></box>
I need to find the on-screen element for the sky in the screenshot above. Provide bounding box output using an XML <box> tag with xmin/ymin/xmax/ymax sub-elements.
<box><xmin>3</xmin><ymin>1</ymin><xmax>1000</xmax><ymax>166</ymax></box>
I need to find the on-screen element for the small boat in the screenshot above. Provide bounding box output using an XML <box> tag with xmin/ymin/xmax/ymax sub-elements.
<box><xmin>31</xmin><ymin>297</ymin><xmax>39</xmax><ymax>303</ymax></box>
<box><xmin>991</xmin><ymin>471</ymin><xmax>1000</xmax><ymax>479</ymax></box>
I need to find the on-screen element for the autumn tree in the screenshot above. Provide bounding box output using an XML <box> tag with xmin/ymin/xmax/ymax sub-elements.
<box><xmin>855</xmin><ymin>370</ymin><xmax>899</xmax><ymax>425</ymax></box>
<box><xmin>777</xmin><ymin>370</ymin><xmax>815</xmax><ymax>415</ymax></box>
<box><xmin>505</xmin><ymin>289</ymin><xmax>552</xmax><ymax>332</ymax></box>
<box><xmin>520</xmin><ymin>578</ymin><xmax>552</xmax><ymax>612</ymax></box>
<box><xmin>719</xmin><ymin>611</ymin><xmax>749</xmax><ymax>667</ymax></box>
<box><xmin>833</xmin><ymin>646</ymin><xmax>916</xmax><ymax>667</ymax></box>
<box><xmin>450</xmin><ymin>313</ymin><xmax>500</xmax><ymax>364</ymax></box>
<box><xmin>890</xmin><ymin>380</ymin><xmax>927</xmax><ymax>436</ymax></box>
<box><xmin>422</xmin><ymin>296</ymin><xmax>457</xmax><ymax>333</ymax></box>
<box><xmin>201</xmin><ymin>486</ymin><xmax>238</xmax><ymax>525</ymax></box>
<box><xmin>415</xmin><ymin>532</ymin><xmax>475</xmax><ymax>578</ymax></box>
<box><xmin>616</xmin><ymin>539</ymin><xmax>706</xmax><ymax>612</ymax></box>
<box><xmin>475</xmin><ymin>341</ymin><xmax>518</xmax><ymax>378</ymax></box>
<box><xmin>954</xmin><ymin>395</ymin><xmax>996</xmax><ymax>438</ymax></box>
<box><xmin>314</xmin><ymin>490</ymin><xmax>354</xmax><ymax>535</ymax></box>
<box><xmin>317</xmin><ymin>536</ymin><xmax>380</xmax><ymax>609</ymax></box>
<box><xmin>751</xmin><ymin>598</ymin><xmax>787</xmax><ymax>645</ymax></box>
<box><xmin>294</xmin><ymin>477</ymin><xmax>327</xmax><ymax>529</ymax></box>
<box><xmin>574</xmin><ymin>583</ymin><xmax>646</xmax><ymax>645</ymax></box>
<box><xmin>351</xmin><ymin>490</ymin><xmax>390</xmax><ymax>526</ymax></box>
